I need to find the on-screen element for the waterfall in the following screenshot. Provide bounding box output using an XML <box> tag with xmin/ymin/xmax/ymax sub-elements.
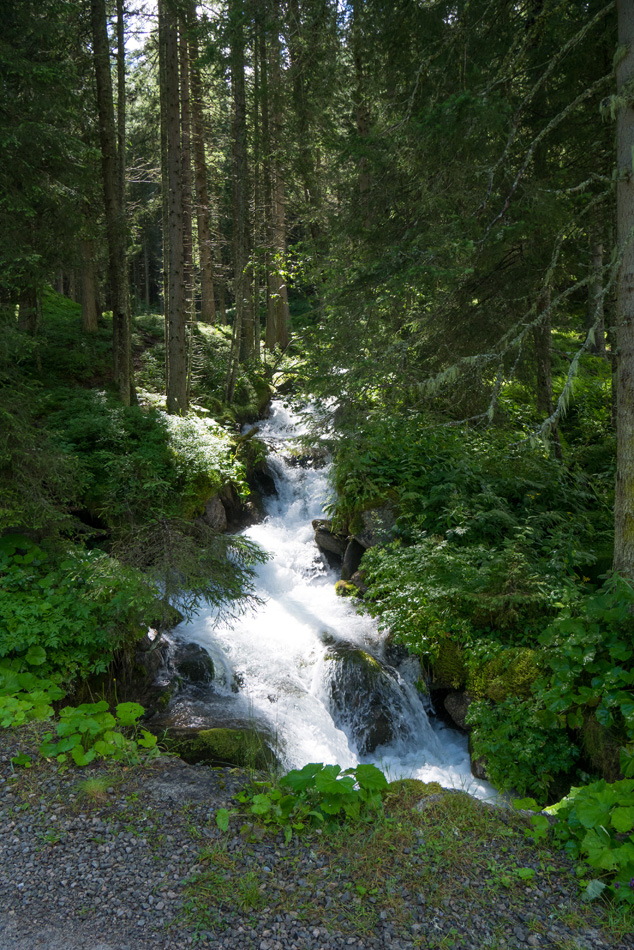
<box><xmin>168</xmin><ymin>400</ymin><xmax>495</xmax><ymax>800</ymax></box>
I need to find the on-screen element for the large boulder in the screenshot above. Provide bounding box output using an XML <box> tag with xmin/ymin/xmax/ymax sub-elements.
<box><xmin>312</xmin><ymin>518</ymin><xmax>347</xmax><ymax>559</ymax></box>
<box><xmin>326</xmin><ymin>644</ymin><xmax>402</xmax><ymax>754</ymax></box>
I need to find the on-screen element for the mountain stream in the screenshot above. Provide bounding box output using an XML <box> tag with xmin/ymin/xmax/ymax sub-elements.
<box><xmin>166</xmin><ymin>401</ymin><xmax>495</xmax><ymax>800</ymax></box>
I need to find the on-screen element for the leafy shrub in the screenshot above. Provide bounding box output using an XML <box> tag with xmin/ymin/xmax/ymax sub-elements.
<box><xmin>0</xmin><ymin>534</ymin><xmax>156</xmax><ymax>676</ymax></box>
<box><xmin>547</xmin><ymin>779</ymin><xmax>634</xmax><ymax>903</ymax></box>
<box><xmin>38</xmin><ymin>700</ymin><xmax>157</xmax><ymax>766</ymax></box>
<box><xmin>217</xmin><ymin>762</ymin><xmax>389</xmax><ymax>842</ymax></box>
<box><xmin>536</xmin><ymin>577</ymin><xmax>634</xmax><ymax>752</ymax></box>
<box><xmin>466</xmin><ymin>697</ymin><xmax>578</xmax><ymax>798</ymax></box>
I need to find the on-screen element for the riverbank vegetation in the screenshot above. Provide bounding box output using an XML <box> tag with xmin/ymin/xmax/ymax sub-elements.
<box><xmin>2</xmin><ymin>0</ymin><xmax>634</xmax><ymax>918</ymax></box>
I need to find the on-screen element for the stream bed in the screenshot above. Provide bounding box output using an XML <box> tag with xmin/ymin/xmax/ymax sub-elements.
<box><xmin>165</xmin><ymin>401</ymin><xmax>495</xmax><ymax>800</ymax></box>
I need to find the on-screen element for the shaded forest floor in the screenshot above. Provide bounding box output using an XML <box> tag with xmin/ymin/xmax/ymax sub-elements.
<box><xmin>0</xmin><ymin>729</ymin><xmax>632</xmax><ymax>950</ymax></box>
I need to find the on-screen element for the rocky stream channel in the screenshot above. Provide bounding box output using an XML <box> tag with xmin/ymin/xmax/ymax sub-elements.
<box><xmin>141</xmin><ymin>400</ymin><xmax>493</xmax><ymax>799</ymax></box>
<box><xmin>1</xmin><ymin>401</ymin><xmax>630</xmax><ymax>950</ymax></box>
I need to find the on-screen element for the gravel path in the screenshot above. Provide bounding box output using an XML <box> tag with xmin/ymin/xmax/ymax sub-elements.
<box><xmin>0</xmin><ymin>733</ymin><xmax>631</xmax><ymax>950</ymax></box>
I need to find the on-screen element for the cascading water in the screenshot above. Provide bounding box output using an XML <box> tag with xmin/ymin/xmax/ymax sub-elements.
<box><xmin>167</xmin><ymin>400</ymin><xmax>496</xmax><ymax>800</ymax></box>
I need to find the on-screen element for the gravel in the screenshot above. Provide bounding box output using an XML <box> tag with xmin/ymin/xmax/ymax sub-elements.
<box><xmin>0</xmin><ymin>732</ymin><xmax>631</xmax><ymax>950</ymax></box>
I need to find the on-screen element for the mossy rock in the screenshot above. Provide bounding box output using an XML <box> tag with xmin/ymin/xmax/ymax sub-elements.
<box><xmin>467</xmin><ymin>647</ymin><xmax>541</xmax><ymax>702</ymax></box>
<box><xmin>432</xmin><ymin>639</ymin><xmax>467</xmax><ymax>690</ymax></box>
<box><xmin>335</xmin><ymin>580</ymin><xmax>357</xmax><ymax>597</ymax></box>
<box><xmin>168</xmin><ymin>727</ymin><xmax>277</xmax><ymax>771</ymax></box>
<box><xmin>580</xmin><ymin>711</ymin><xmax>623</xmax><ymax>782</ymax></box>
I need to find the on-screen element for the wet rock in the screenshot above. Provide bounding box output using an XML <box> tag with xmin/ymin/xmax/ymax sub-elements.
<box><xmin>203</xmin><ymin>494</ymin><xmax>228</xmax><ymax>532</ymax></box>
<box><xmin>350</xmin><ymin>570</ymin><xmax>368</xmax><ymax>596</ymax></box>
<box><xmin>341</xmin><ymin>539</ymin><xmax>364</xmax><ymax>580</ymax></box>
<box><xmin>172</xmin><ymin>643</ymin><xmax>215</xmax><ymax>685</ymax></box>
<box><xmin>312</xmin><ymin>519</ymin><xmax>347</xmax><ymax>559</ymax></box>
<box><xmin>326</xmin><ymin>644</ymin><xmax>400</xmax><ymax>753</ymax></box>
<box><xmin>444</xmin><ymin>691</ymin><xmax>471</xmax><ymax>731</ymax></box>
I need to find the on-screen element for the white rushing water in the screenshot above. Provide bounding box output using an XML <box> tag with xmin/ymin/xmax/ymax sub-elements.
<box><xmin>170</xmin><ymin>400</ymin><xmax>496</xmax><ymax>800</ymax></box>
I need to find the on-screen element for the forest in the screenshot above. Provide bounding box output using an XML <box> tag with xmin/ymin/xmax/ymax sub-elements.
<box><xmin>2</xmin><ymin>0</ymin><xmax>634</xmax><ymax>924</ymax></box>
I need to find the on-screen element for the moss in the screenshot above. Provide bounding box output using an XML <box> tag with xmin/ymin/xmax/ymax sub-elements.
<box><xmin>580</xmin><ymin>711</ymin><xmax>623</xmax><ymax>783</ymax></box>
<box><xmin>467</xmin><ymin>647</ymin><xmax>541</xmax><ymax>702</ymax></box>
<box><xmin>169</xmin><ymin>727</ymin><xmax>277</xmax><ymax>771</ymax></box>
<box><xmin>335</xmin><ymin>580</ymin><xmax>357</xmax><ymax>597</ymax></box>
<box><xmin>386</xmin><ymin>779</ymin><xmax>444</xmax><ymax>808</ymax></box>
<box><xmin>432</xmin><ymin>639</ymin><xmax>467</xmax><ymax>690</ymax></box>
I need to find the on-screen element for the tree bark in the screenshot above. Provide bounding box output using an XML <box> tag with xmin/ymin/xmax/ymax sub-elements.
<box><xmin>81</xmin><ymin>237</ymin><xmax>99</xmax><ymax>333</ymax></box>
<box><xmin>160</xmin><ymin>0</ymin><xmax>188</xmax><ymax>415</ymax></box>
<box><xmin>179</xmin><ymin>18</ymin><xmax>194</xmax><ymax>330</ymax></box>
<box><xmin>90</xmin><ymin>0</ymin><xmax>133</xmax><ymax>405</ymax></box>
<box><xmin>269</xmin><ymin>6</ymin><xmax>290</xmax><ymax>350</ymax></box>
<box><xmin>226</xmin><ymin>3</ymin><xmax>252</xmax><ymax>401</ymax></box>
<box><xmin>614</xmin><ymin>0</ymin><xmax>634</xmax><ymax>576</ymax></box>
<box><xmin>17</xmin><ymin>287</ymin><xmax>38</xmax><ymax>334</ymax></box>
<box><xmin>188</xmin><ymin>1</ymin><xmax>216</xmax><ymax>324</ymax></box>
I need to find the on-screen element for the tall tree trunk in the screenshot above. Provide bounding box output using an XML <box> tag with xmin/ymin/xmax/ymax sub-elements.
<box><xmin>81</xmin><ymin>237</ymin><xmax>99</xmax><ymax>333</ymax></box>
<box><xmin>91</xmin><ymin>0</ymin><xmax>133</xmax><ymax>405</ymax></box>
<box><xmin>226</xmin><ymin>4</ymin><xmax>252</xmax><ymax>401</ymax></box>
<box><xmin>144</xmin><ymin>239</ymin><xmax>150</xmax><ymax>309</ymax></box>
<box><xmin>614</xmin><ymin>0</ymin><xmax>634</xmax><ymax>577</ymax></box>
<box><xmin>269</xmin><ymin>2</ymin><xmax>290</xmax><ymax>349</ymax></box>
<box><xmin>188</xmin><ymin>1</ymin><xmax>216</xmax><ymax>324</ymax></box>
<box><xmin>179</xmin><ymin>18</ymin><xmax>194</xmax><ymax>329</ymax></box>
<box><xmin>160</xmin><ymin>0</ymin><xmax>188</xmax><ymax>415</ymax></box>
<box><xmin>159</xmin><ymin>0</ymin><xmax>170</xmax><ymax>391</ymax></box>
<box><xmin>259</xmin><ymin>9</ymin><xmax>277</xmax><ymax>351</ymax></box>
<box><xmin>17</xmin><ymin>286</ymin><xmax>38</xmax><ymax>334</ymax></box>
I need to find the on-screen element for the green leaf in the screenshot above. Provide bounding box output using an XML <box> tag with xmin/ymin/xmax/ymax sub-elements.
<box><xmin>10</xmin><ymin>752</ymin><xmax>32</xmax><ymax>768</ymax></box>
<box><xmin>280</xmin><ymin>762</ymin><xmax>324</xmax><ymax>793</ymax></box>
<box><xmin>354</xmin><ymin>763</ymin><xmax>388</xmax><ymax>791</ymax></box>
<box><xmin>583</xmin><ymin>879</ymin><xmax>606</xmax><ymax>901</ymax></box>
<box><xmin>216</xmin><ymin>808</ymin><xmax>230</xmax><ymax>832</ymax></box>
<box><xmin>24</xmin><ymin>645</ymin><xmax>47</xmax><ymax>666</ymax></box>
<box><xmin>71</xmin><ymin>745</ymin><xmax>96</xmax><ymax>766</ymax></box>
<box><xmin>115</xmin><ymin>701</ymin><xmax>145</xmax><ymax>725</ymax></box>
<box><xmin>250</xmin><ymin>794</ymin><xmax>272</xmax><ymax>816</ymax></box>
<box><xmin>137</xmin><ymin>729</ymin><xmax>157</xmax><ymax>749</ymax></box>
<box><xmin>611</xmin><ymin>807</ymin><xmax>634</xmax><ymax>834</ymax></box>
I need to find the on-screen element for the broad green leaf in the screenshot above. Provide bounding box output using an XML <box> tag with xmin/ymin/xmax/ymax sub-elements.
<box><xmin>216</xmin><ymin>808</ymin><xmax>230</xmax><ymax>832</ymax></box>
<box><xmin>250</xmin><ymin>794</ymin><xmax>272</xmax><ymax>815</ymax></box>
<box><xmin>355</xmin><ymin>763</ymin><xmax>388</xmax><ymax>791</ymax></box>
<box><xmin>71</xmin><ymin>745</ymin><xmax>96</xmax><ymax>766</ymax></box>
<box><xmin>115</xmin><ymin>701</ymin><xmax>145</xmax><ymax>725</ymax></box>
<box><xmin>24</xmin><ymin>645</ymin><xmax>47</xmax><ymax>666</ymax></box>
<box><xmin>611</xmin><ymin>807</ymin><xmax>634</xmax><ymax>834</ymax></box>
<box><xmin>137</xmin><ymin>729</ymin><xmax>157</xmax><ymax>748</ymax></box>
